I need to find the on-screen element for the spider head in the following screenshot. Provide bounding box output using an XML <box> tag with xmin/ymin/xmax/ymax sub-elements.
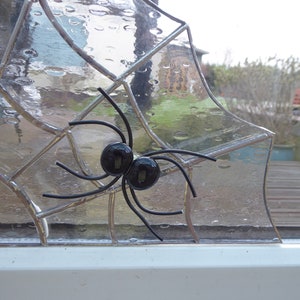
<box><xmin>126</xmin><ymin>157</ymin><xmax>160</xmax><ymax>190</ymax></box>
<box><xmin>101</xmin><ymin>142</ymin><xmax>133</xmax><ymax>176</ymax></box>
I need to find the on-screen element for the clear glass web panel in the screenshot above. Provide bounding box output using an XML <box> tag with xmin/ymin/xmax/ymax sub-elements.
<box><xmin>36</xmin><ymin>0</ymin><xmax>181</xmax><ymax>77</ymax></box>
<box><xmin>0</xmin><ymin>0</ymin><xmax>280</xmax><ymax>245</ymax></box>
<box><xmin>125</xmin><ymin>31</ymin><xmax>270</xmax><ymax>156</ymax></box>
<box><xmin>0</xmin><ymin>5</ymin><xmax>113</xmax><ymax>128</ymax></box>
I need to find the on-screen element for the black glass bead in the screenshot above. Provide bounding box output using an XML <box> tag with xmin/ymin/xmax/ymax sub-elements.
<box><xmin>101</xmin><ymin>142</ymin><xmax>133</xmax><ymax>176</ymax></box>
<box><xmin>126</xmin><ymin>157</ymin><xmax>160</xmax><ymax>190</ymax></box>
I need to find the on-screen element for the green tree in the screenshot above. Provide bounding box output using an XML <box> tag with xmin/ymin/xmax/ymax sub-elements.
<box><xmin>206</xmin><ymin>56</ymin><xmax>300</xmax><ymax>144</ymax></box>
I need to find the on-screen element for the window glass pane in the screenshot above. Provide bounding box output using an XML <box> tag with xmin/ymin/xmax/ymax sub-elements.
<box><xmin>0</xmin><ymin>0</ymin><xmax>281</xmax><ymax>245</ymax></box>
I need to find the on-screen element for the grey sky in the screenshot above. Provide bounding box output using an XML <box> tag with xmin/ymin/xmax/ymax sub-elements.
<box><xmin>159</xmin><ymin>0</ymin><xmax>300</xmax><ymax>64</ymax></box>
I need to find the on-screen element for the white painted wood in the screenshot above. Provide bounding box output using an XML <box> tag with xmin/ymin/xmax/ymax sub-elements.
<box><xmin>1</xmin><ymin>244</ymin><xmax>300</xmax><ymax>300</ymax></box>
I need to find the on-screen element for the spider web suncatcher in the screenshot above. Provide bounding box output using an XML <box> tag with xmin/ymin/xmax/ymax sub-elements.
<box><xmin>0</xmin><ymin>0</ymin><xmax>280</xmax><ymax>245</ymax></box>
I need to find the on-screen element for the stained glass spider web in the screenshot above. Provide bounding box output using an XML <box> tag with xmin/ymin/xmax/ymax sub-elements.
<box><xmin>0</xmin><ymin>0</ymin><xmax>280</xmax><ymax>245</ymax></box>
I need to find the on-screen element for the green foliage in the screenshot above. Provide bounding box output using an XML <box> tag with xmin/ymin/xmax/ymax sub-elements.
<box><xmin>206</xmin><ymin>56</ymin><xmax>300</xmax><ymax>144</ymax></box>
<box><xmin>134</xmin><ymin>93</ymin><xmax>227</xmax><ymax>151</ymax></box>
<box><xmin>149</xmin><ymin>93</ymin><xmax>226</xmax><ymax>129</ymax></box>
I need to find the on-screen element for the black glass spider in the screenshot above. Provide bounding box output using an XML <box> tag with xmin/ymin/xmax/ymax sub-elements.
<box><xmin>43</xmin><ymin>87</ymin><xmax>216</xmax><ymax>241</ymax></box>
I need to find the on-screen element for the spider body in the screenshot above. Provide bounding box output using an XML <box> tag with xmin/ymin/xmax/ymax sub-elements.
<box><xmin>101</xmin><ymin>142</ymin><xmax>133</xmax><ymax>176</ymax></box>
<box><xmin>125</xmin><ymin>156</ymin><xmax>160</xmax><ymax>190</ymax></box>
<box><xmin>101</xmin><ymin>142</ymin><xmax>160</xmax><ymax>190</ymax></box>
<box><xmin>43</xmin><ymin>87</ymin><xmax>216</xmax><ymax>241</ymax></box>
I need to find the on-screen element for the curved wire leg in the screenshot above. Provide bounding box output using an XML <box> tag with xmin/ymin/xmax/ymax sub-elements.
<box><xmin>184</xmin><ymin>167</ymin><xmax>200</xmax><ymax>243</ymax></box>
<box><xmin>56</xmin><ymin>161</ymin><xmax>109</xmax><ymax>181</ymax></box>
<box><xmin>97</xmin><ymin>88</ymin><xmax>133</xmax><ymax>148</ymax></box>
<box><xmin>145</xmin><ymin>149</ymin><xmax>217</xmax><ymax>162</ymax></box>
<box><xmin>69</xmin><ymin>120</ymin><xmax>127</xmax><ymax>144</ymax></box>
<box><xmin>129</xmin><ymin>186</ymin><xmax>182</xmax><ymax>215</ymax></box>
<box><xmin>151</xmin><ymin>155</ymin><xmax>197</xmax><ymax>197</ymax></box>
<box><xmin>56</xmin><ymin>120</ymin><xmax>127</xmax><ymax>181</ymax></box>
<box><xmin>122</xmin><ymin>178</ymin><xmax>163</xmax><ymax>241</ymax></box>
<box><xmin>43</xmin><ymin>176</ymin><xmax>120</xmax><ymax>199</ymax></box>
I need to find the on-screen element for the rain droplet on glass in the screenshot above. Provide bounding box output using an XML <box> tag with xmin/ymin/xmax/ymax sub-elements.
<box><xmin>149</xmin><ymin>11</ymin><xmax>161</xmax><ymax>19</ymax></box>
<box><xmin>148</xmin><ymin>79</ymin><xmax>159</xmax><ymax>85</ymax></box>
<box><xmin>123</xmin><ymin>24</ymin><xmax>135</xmax><ymax>32</ymax></box>
<box><xmin>14</xmin><ymin>77</ymin><xmax>34</xmax><ymax>86</ymax></box>
<box><xmin>72</xmin><ymin>19</ymin><xmax>84</xmax><ymax>27</ymax></box>
<box><xmin>121</xmin><ymin>9</ymin><xmax>135</xmax><ymax>17</ymax></box>
<box><xmin>32</xmin><ymin>10</ymin><xmax>43</xmax><ymax>17</ymax></box>
<box><xmin>137</xmin><ymin>67</ymin><xmax>148</xmax><ymax>73</ymax></box>
<box><xmin>53</xmin><ymin>10</ymin><xmax>63</xmax><ymax>17</ymax></box>
<box><xmin>134</xmin><ymin>49</ymin><xmax>146</xmax><ymax>57</ymax></box>
<box><xmin>45</xmin><ymin>67</ymin><xmax>66</xmax><ymax>77</ymax></box>
<box><xmin>89</xmin><ymin>6</ymin><xmax>110</xmax><ymax>16</ymax></box>
<box><xmin>65</xmin><ymin>6</ymin><xmax>76</xmax><ymax>13</ymax></box>
<box><xmin>214</xmin><ymin>136</ymin><xmax>223</xmax><ymax>142</ymax></box>
<box><xmin>22</xmin><ymin>48</ymin><xmax>38</xmax><ymax>58</ymax></box>
<box><xmin>173</xmin><ymin>131</ymin><xmax>189</xmax><ymax>141</ymax></box>
<box><xmin>150</xmin><ymin>27</ymin><xmax>163</xmax><ymax>35</ymax></box>
<box><xmin>4</xmin><ymin>64</ymin><xmax>21</xmax><ymax>77</ymax></box>
<box><xmin>108</xmin><ymin>25</ymin><xmax>118</xmax><ymax>30</ymax></box>
<box><xmin>94</xmin><ymin>25</ymin><xmax>105</xmax><ymax>31</ymax></box>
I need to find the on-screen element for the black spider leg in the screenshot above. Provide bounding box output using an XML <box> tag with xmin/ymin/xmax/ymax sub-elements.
<box><xmin>128</xmin><ymin>155</ymin><xmax>188</xmax><ymax>216</ymax></box>
<box><xmin>43</xmin><ymin>176</ymin><xmax>120</xmax><ymax>199</ymax></box>
<box><xmin>145</xmin><ymin>149</ymin><xmax>216</xmax><ymax>199</ymax></box>
<box><xmin>54</xmin><ymin>120</ymin><xmax>127</xmax><ymax>181</ymax></box>
<box><xmin>55</xmin><ymin>85</ymin><xmax>134</xmax><ymax>181</ymax></box>
<box><xmin>151</xmin><ymin>155</ymin><xmax>197</xmax><ymax>197</ymax></box>
<box><xmin>129</xmin><ymin>184</ymin><xmax>183</xmax><ymax>216</ymax></box>
<box><xmin>43</xmin><ymin>121</ymin><xmax>127</xmax><ymax>199</ymax></box>
<box><xmin>121</xmin><ymin>177</ymin><xmax>163</xmax><ymax>241</ymax></box>
<box><xmin>127</xmin><ymin>154</ymin><xmax>200</xmax><ymax>217</ymax></box>
<box><xmin>145</xmin><ymin>149</ymin><xmax>217</xmax><ymax>163</ymax></box>
<box><xmin>43</xmin><ymin>88</ymin><xmax>133</xmax><ymax>200</ymax></box>
<box><xmin>98</xmin><ymin>87</ymin><xmax>133</xmax><ymax>148</ymax></box>
<box><xmin>55</xmin><ymin>161</ymin><xmax>108</xmax><ymax>181</ymax></box>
